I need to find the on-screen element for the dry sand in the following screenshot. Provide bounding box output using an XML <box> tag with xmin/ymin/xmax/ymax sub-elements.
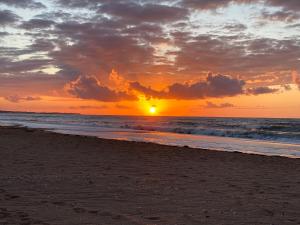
<box><xmin>0</xmin><ymin>126</ymin><xmax>299</xmax><ymax>225</ymax></box>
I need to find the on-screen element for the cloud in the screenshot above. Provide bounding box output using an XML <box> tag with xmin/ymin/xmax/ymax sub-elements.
<box><xmin>223</xmin><ymin>23</ymin><xmax>247</xmax><ymax>32</ymax></box>
<box><xmin>20</xmin><ymin>19</ymin><xmax>56</xmax><ymax>30</ymax></box>
<box><xmin>4</xmin><ymin>95</ymin><xmax>41</xmax><ymax>103</ymax></box>
<box><xmin>168</xmin><ymin>74</ymin><xmax>246</xmax><ymax>99</ymax></box>
<box><xmin>56</xmin><ymin>0</ymin><xmax>300</xmax><ymax>12</ymax></box>
<box><xmin>247</xmin><ymin>86</ymin><xmax>279</xmax><ymax>95</ymax></box>
<box><xmin>292</xmin><ymin>71</ymin><xmax>300</xmax><ymax>89</ymax></box>
<box><xmin>204</xmin><ymin>101</ymin><xmax>235</xmax><ymax>108</ymax></box>
<box><xmin>266</xmin><ymin>0</ymin><xmax>300</xmax><ymax>11</ymax></box>
<box><xmin>0</xmin><ymin>10</ymin><xmax>20</xmax><ymax>26</ymax></box>
<box><xmin>99</xmin><ymin>2</ymin><xmax>188</xmax><ymax>23</ymax></box>
<box><xmin>180</xmin><ymin>0</ymin><xmax>263</xmax><ymax>10</ymax></box>
<box><xmin>181</xmin><ymin>0</ymin><xmax>300</xmax><ymax>11</ymax></box>
<box><xmin>282</xmin><ymin>84</ymin><xmax>292</xmax><ymax>91</ymax></box>
<box><xmin>66</xmin><ymin>73</ymin><xmax>252</xmax><ymax>102</ymax></box>
<box><xmin>174</xmin><ymin>34</ymin><xmax>300</xmax><ymax>77</ymax></box>
<box><xmin>56</xmin><ymin>0</ymin><xmax>102</xmax><ymax>8</ymax></box>
<box><xmin>130</xmin><ymin>81</ymin><xmax>166</xmax><ymax>99</ymax></box>
<box><xmin>0</xmin><ymin>31</ymin><xmax>9</xmax><ymax>36</ymax></box>
<box><xmin>29</xmin><ymin>39</ymin><xmax>56</xmax><ymax>52</ymax></box>
<box><xmin>0</xmin><ymin>0</ymin><xmax>299</xmax><ymax>103</ymax></box>
<box><xmin>0</xmin><ymin>72</ymin><xmax>68</xmax><ymax>98</ymax></box>
<box><xmin>1</xmin><ymin>1</ymin><xmax>297</xmax><ymax>87</ymax></box>
<box><xmin>287</xmin><ymin>23</ymin><xmax>300</xmax><ymax>29</ymax></box>
<box><xmin>130</xmin><ymin>74</ymin><xmax>246</xmax><ymax>100</ymax></box>
<box><xmin>69</xmin><ymin>105</ymin><xmax>108</xmax><ymax>110</ymax></box>
<box><xmin>181</xmin><ymin>0</ymin><xmax>231</xmax><ymax>10</ymax></box>
<box><xmin>261</xmin><ymin>10</ymin><xmax>300</xmax><ymax>23</ymax></box>
<box><xmin>66</xmin><ymin>75</ymin><xmax>137</xmax><ymax>102</ymax></box>
<box><xmin>0</xmin><ymin>0</ymin><xmax>45</xmax><ymax>9</ymax></box>
<box><xmin>0</xmin><ymin>58</ymin><xmax>54</xmax><ymax>74</ymax></box>
<box><xmin>51</xmin><ymin>20</ymin><xmax>156</xmax><ymax>76</ymax></box>
<box><xmin>115</xmin><ymin>104</ymin><xmax>132</xmax><ymax>109</ymax></box>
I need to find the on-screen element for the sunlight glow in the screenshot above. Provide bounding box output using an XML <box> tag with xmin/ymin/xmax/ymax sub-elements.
<box><xmin>149</xmin><ymin>105</ymin><xmax>157</xmax><ymax>115</ymax></box>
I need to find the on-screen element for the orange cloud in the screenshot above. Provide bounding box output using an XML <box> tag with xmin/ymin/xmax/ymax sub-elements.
<box><xmin>4</xmin><ymin>95</ymin><xmax>42</xmax><ymax>103</ymax></box>
<box><xmin>65</xmin><ymin>75</ymin><xmax>137</xmax><ymax>102</ymax></box>
<box><xmin>292</xmin><ymin>71</ymin><xmax>300</xmax><ymax>89</ymax></box>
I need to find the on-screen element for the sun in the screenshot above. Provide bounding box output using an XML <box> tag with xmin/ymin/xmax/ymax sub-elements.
<box><xmin>149</xmin><ymin>105</ymin><xmax>157</xmax><ymax>115</ymax></box>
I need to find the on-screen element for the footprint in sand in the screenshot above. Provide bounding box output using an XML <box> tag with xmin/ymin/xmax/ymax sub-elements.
<box><xmin>52</xmin><ymin>201</ymin><xmax>66</xmax><ymax>206</ymax></box>
<box><xmin>0</xmin><ymin>210</ymin><xmax>10</xmax><ymax>219</ymax></box>
<box><xmin>145</xmin><ymin>216</ymin><xmax>160</xmax><ymax>221</ymax></box>
<box><xmin>73</xmin><ymin>207</ymin><xmax>86</xmax><ymax>213</ymax></box>
<box><xmin>4</xmin><ymin>194</ymin><xmax>20</xmax><ymax>200</ymax></box>
<box><xmin>88</xmin><ymin>210</ymin><xmax>98</xmax><ymax>214</ymax></box>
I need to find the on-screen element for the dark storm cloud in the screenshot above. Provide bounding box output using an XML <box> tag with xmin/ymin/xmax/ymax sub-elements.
<box><xmin>247</xmin><ymin>86</ymin><xmax>279</xmax><ymax>95</ymax></box>
<box><xmin>130</xmin><ymin>74</ymin><xmax>246</xmax><ymax>100</ymax></box>
<box><xmin>0</xmin><ymin>0</ymin><xmax>45</xmax><ymax>9</ymax></box>
<box><xmin>0</xmin><ymin>10</ymin><xmax>20</xmax><ymax>25</ymax></box>
<box><xmin>67</xmin><ymin>75</ymin><xmax>137</xmax><ymax>102</ymax></box>
<box><xmin>99</xmin><ymin>2</ymin><xmax>188</xmax><ymax>23</ymax></box>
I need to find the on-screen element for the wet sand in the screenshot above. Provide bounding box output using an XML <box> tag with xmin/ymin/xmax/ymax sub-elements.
<box><xmin>0</xmin><ymin>126</ymin><xmax>299</xmax><ymax>225</ymax></box>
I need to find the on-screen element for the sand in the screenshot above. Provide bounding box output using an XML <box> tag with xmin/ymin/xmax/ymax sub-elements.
<box><xmin>0</xmin><ymin>126</ymin><xmax>299</xmax><ymax>225</ymax></box>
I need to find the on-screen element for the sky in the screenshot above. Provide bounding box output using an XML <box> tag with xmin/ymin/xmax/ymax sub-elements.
<box><xmin>0</xmin><ymin>0</ymin><xmax>300</xmax><ymax>117</ymax></box>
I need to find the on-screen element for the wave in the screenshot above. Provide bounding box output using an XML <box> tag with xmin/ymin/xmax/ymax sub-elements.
<box><xmin>0</xmin><ymin>112</ymin><xmax>300</xmax><ymax>145</ymax></box>
<box><xmin>119</xmin><ymin>119</ymin><xmax>300</xmax><ymax>144</ymax></box>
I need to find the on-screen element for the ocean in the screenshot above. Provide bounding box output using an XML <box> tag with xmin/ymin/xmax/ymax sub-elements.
<box><xmin>0</xmin><ymin>112</ymin><xmax>299</xmax><ymax>158</ymax></box>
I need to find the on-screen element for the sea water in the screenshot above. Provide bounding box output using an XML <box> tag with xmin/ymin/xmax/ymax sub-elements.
<box><xmin>0</xmin><ymin>112</ymin><xmax>299</xmax><ymax>158</ymax></box>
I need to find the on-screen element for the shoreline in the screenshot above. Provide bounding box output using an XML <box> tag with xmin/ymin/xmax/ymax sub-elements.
<box><xmin>2</xmin><ymin>124</ymin><xmax>300</xmax><ymax>159</ymax></box>
<box><xmin>0</xmin><ymin>126</ymin><xmax>299</xmax><ymax>224</ymax></box>
<box><xmin>1</xmin><ymin>112</ymin><xmax>299</xmax><ymax>159</ymax></box>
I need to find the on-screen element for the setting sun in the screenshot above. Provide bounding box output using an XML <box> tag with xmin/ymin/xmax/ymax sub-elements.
<box><xmin>149</xmin><ymin>105</ymin><xmax>157</xmax><ymax>115</ymax></box>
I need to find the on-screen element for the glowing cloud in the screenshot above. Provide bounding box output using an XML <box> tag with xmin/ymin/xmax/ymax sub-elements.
<box><xmin>292</xmin><ymin>71</ymin><xmax>300</xmax><ymax>89</ymax></box>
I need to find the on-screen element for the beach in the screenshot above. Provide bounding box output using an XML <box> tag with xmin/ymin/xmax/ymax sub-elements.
<box><xmin>0</xmin><ymin>126</ymin><xmax>300</xmax><ymax>225</ymax></box>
